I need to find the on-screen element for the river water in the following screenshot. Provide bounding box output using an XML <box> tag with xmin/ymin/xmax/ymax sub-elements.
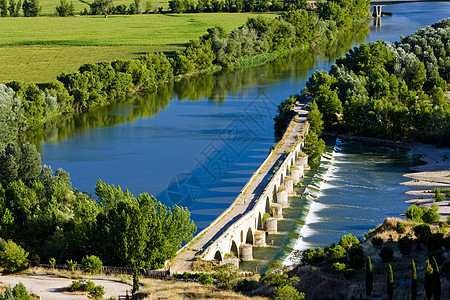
<box><xmin>29</xmin><ymin>2</ymin><xmax>450</xmax><ymax>268</ymax></box>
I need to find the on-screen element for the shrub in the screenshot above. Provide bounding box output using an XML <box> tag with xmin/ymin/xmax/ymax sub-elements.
<box><xmin>413</xmin><ymin>224</ymin><xmax>431</xmax><ymax>240</ymax></box>
<box><xmin>343</xmin><ymin>268</ymin><xmax>357</xmax><ymax>279</ymax></box>
<box><xmin>348</xmin><ymin>255</ymin><xmax>365</xmax><ymax>270</ymax></box>
<box><xmin>379</xmin><ymin>246</ymin><xmax>394</xmax><ymax>262</ymax></box>
<box><xmin>348</xmin><ymin>245</ymin><xmax>364</xmax><ymax>258</ymax></box>
<box><xmin>302</xmin><ymin>248</ymin><xmax>324</xmax><ymax>264</ymax></box>
<box><xmin>325</xmin><ymin>245</ymin><xmax>347</xmax><ymax>263</ymax></box>
<box><xmin>422</xmin><ymin>204</ymin><xmax>440</xmax><ymax>224</ymax></box>
<box><xmin>274</xmin><ymin>285</ymin><xmax>305</xmax><ymax>300</ymax></box>
<box><xmin>371</xmin><ymin>236</ymin><xmax>383</xmax><ymax>246</ymax></box>
<box><xmin>396</xmin><ymin>222</ymin><xmax>406</xmax><ymax>234</ymax></box>
<box><xmin>406</xmin><ymin>204</ymin><xmax>424</xmax><ymax>222</ymax></box>
<box><xmin>426</xmin><ymin>233</ymin><xmax>444</xmax><ymax>251</ymax></box>
<box><xmin>68</xmin><ymin>281</ymin><xmax>82</xmax><ymax>292</ymax></box>
<box><xmin>81</xmin><ymin>255</ymin><xmax>102</xmax><ymax>274</ymax></box>
<box><xmin>88</xmin><ymin>285</ymin><xmax>105</xmax><ymax>299</ymax></box>
<box><xmin>398</xmin><ymin>236</ymin><xmax>413</xmax><ymax>255</ymax></box>
<box><xmin>12</xmin><ymin>282</ymin><xmax>30</xmax><ymax>300</ymax></box>
<box><xmin>330</xmin><ymin>262</ymin><xmax>346</xmax><ymax>274</ymax></box>
<box><xmin>235</xmin><ymin>279</ymin><xmax>260</xmax><ymax>293</ymax></box>
<box><xmin>29</xmin><ymin>254</ymin><xmax>40</xmax><ymax>267</ymax></box>
<box><xmin>0</xmin><ymin>240</ymin><xmax>29</xmax><ymax>273</ymax></box>
<box><xmin>338</xmin><ymin>234</ymin><xmax>360</xmax><ymax>250</ymax></box>
<box><xmin>198</xmin><ymin>273</ymin><xmax>213</xmax><ymax>285</ymax></box>
<box><xmin>429</xmin><ymin>250</ymin><xmax>445</xmax><ymax>265</ymax></box>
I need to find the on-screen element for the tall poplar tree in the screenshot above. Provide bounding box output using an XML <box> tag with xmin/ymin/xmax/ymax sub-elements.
<box><xmin>365</xmin><ymin>256</ymin><xmax>373</xmax><ymax>297</ymax></box>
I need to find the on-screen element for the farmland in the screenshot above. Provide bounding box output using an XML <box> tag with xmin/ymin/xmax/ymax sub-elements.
<box><xmin>0</xmin><ymin>12</ymin><xmax>278</xmax><ymax>83</ymax></box>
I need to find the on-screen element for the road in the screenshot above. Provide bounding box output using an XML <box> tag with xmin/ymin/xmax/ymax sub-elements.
<box><xmin>0</xmin><ymin>274</ymin><xmax>131</xmax><ymax>300</ymax></box>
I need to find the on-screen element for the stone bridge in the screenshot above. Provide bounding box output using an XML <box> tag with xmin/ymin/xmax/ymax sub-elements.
<box><xmin>202</xmin><ymin>137</ymin><xmax>309</xmax><ymax>263</ymax></box>
<box><xmin>171</xmin><ymin>102</ymin><xmax>310</xmax><ymax>272</ymax></box>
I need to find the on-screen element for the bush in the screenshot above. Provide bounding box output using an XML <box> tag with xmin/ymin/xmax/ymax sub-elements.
<box><xmin>398</xmin><ymin>236</ymin><xmax>413</xmax><ymax>255</ymax></box>
<box><xmin>338</xmin><ymin>234</ymin><xmax>360</xmax><ymax>250</ymax></box>
<box><xmin>379</xmin><ymin>246</ymin><xmax>394</xmax><ymax>262</ymax></box>
<box><xmin>413</xmin><ymin>224</ymin><xmax>431</xmax><ymax>240</ymax></box>
<box><xmin>12</xmin><ymin>282</ymin><xmax>30</xmax><ymax>300</ymax></box>
<box><xmin>198</xmin><ymin>273</ymin><xmax>213</xmax><ymax>285</ymax></box>
<box><xmin>68</xmin><ymin>281</ymin><xmax>82</xmax><ymax>292</ymax></box>
<box><xmin>274</xmin><ymin>285</ymin><xmax>305</xmax><ymax>300</ymax></box>
<box><xmin>396</xmin><ymin>222</ymin><xmax>406</xmax><ymax>234</ymax></box>
<box><xmin>235</xmin><ymin>279</ymin><xmax>260</xmax><ymax>293</ymax></box>
<box><xmin>302</xmin><ymin>248</ymin><xmax>324</xmax><ymax>264</ymax></box>
<box><xmin>422</xmin><ymin>204</ymin><xmax>440</xmax><ymax>224</ymax></box>
<box><xmin>343</xmin><ymin>268</ymin><xmax>357</xmax><ymax>279</ymax></box>
<box><xmin>330</xmin><ymin>262</ymin><xmax>346</xmax><ymax>274</ymax></box>
<box><xmin>426</xmin><ymin>233</ymin><xmax>444</xmax><ymax>251</ymax></box>
<box><xmin>371</xmin><ymin>236</ymin><xmax>383</xmax><ymax>246</ymax></box>
<box><xmin>406</xmin><ymin>204</ymin><xmax>424</xmax><ymax>221</ymax></box>
<box><xmin>348</xmin><ymin>245</ymin><xmax>364</xmax><ymax>258</ymax></box>
<box><xmin>325</xmin><ymin>245</ymin><xmax>347</xmax><ymax>263</ymax></box>
<box><xmin>429</xmin><ymin>250</ymin><xmax>445</xmax><ymax>265</ymax></box>
<box><xmin>81</xmin><ymin>255</ymin><xmax>102</xmax><ymax>274</ymax></box>
<box><xmin>348</xmin><ymin>255</ymin><xmax>364</xmax><ymax>270</ymax></box>
<box><xmin>0</xmin><ymin>240</ymin><xmax>29</xmax><ymax>273</ymax></box>
<box><xmin>88</xmin><ymin>285</ymin><xmax>105</xmax><ymax>299</ymax></box>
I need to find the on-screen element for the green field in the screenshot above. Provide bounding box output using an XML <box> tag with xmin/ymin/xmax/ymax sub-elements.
<box><xmin>38</xmin><ymin>0</ymin><xmax>171</xmax><ymax>16</ymax></box>
<box><xmin>0</xmin><ymin>13</ymin><xmax>278</xmax><ymax>83</ymax></box>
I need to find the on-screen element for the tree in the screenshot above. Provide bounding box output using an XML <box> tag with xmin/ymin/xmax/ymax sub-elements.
<box><xmin>431</xmin><ymin>256</ymin><xmax>441</xmax><ymax>300</ymax></box>
<box><xmin>424</xmin><ymin>259</ymin><xmax>433</xmax><ymax>300</ymax></box>
<box><xmin>411</xmin><ymin>259</ymin><xmax>417</xmax><ymax>300</ymax></box>
<box><xmin>303</xmin><ymin>131</ymin><xmax>325</xmax><ymax>164</ymax></box>
<box><xmin>82</xmin><ymin>255</ymin><xmax>102</xmax><ymax>274</ymax></box>
<box><xmin>89</xmin><ymin>0</ymin><xmax>112</xmax><ymax>15</ymax></box>
<box><xmin>0</xmin><ymin>0</ymin><xmax>7</xmax><ymax>16</ymax></box>
<box><xmin>274</xmin><ymin>285</ymin><xmax>305</xmax><ymax>300</ymax></box>
<box><xmin>0</xmin><ymin>240</ymin><xmax>28</xmax><ymax>273</ymax></box>
<box><xmin>307</xmin><ymin>100</ymin><xmax>324</xmax><ymax>135</ymax></box>
<box><xmin>49</xmin><ymin>257</ymin><xmax>56</xmax><ymax>268</ymax></box>
<box><xmin>338</xmin><ymin>234</ymin><xmax>359</xmax><ymax>250</ymax></box>
<box><xmin>22</xmin><ymin>0</ymin><xmax>40</xmax><ymax>16</ymax></box>
<box><xmin>55</xmin><ymin>0</ymin><xmax>74</xmax><ymax>16</ymax></box>
<box><xmin>365</xmin><ymin>256</ymin><xmax>373</xmax><ymax>297</ymax></box>
<box><xmin>330</xmin><ymin>262</ymin><xmax>346</xmax><ymax>274</ymax></box>
<box><xmin>0</xmin><ymin>85</ymin><xmax>23</xmax><ymax>149</ymax></box>
<box><xmin>66</xmin><ymin>259</ymin><xmax>77</xmax><ymax>273</ymax></box>
<box><xmin>386</xmin><ymin>264</ymin><xmax>393</xmax><ymax>300</ymax></box>
<box><xmin>12</xmin><ymin>282</ymin><xmax>30</xmax><ymax>300</ymax></box>
<box><xmin>8</xmin><ymin>0</ymin><xmax>20</xmax><ymax>16</ymax></box>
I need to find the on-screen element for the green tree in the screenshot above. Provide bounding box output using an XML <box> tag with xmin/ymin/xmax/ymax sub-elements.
<box><xmin>66</xmin><ymin>259</ymin><xmax>77</xmax><ymax>273</ymax></box>
<box><xmin>424</xmin><ymin>259</ymin><xmax>433</xmax><ymax>300</ymax></box>
<box><xmin>89</xmin><ymin>0</ymin><xmax>112</xmax><ymax>15</ymax></box>
<box><xmin>82</xmin><ymin>255</ymin><xmax>102</xmax><ymax>274</ymax></box>
<box><xmin>303</xmin><ymin>131</ymin><xmax>325</xmax><ymax>163</ymax></box>
<box><xmin>49</xmin><ymin>257</ymin><xmax>56</xmax><ymax>268</ymax></box>
<box><xmin>8</xmin><ymin>0</ymin><xmax>20</xmax><ymax>16</ymax></box>
<box><xmin>22</xmin><ymin>0</ymin><xmax>40</xmax><ymax>16</ymax></box>
<box><xmin>411</xmin><ymin>259</ymin><xmax>417</xmax><ymax>300</ymax></box>
<box><xmin>338</xmin><ymin>234</ymin><xmax>359</xmax><ymax>250</ymax></box>
<box><xmin>431</xmin><ymin>256</ymin><xmax>441</xmax><ymax>300</ymax></box>
<box><xmin>307</xmin><ymin>100</ymin><xmax>324</xmax><ymax>135</ymax></box>
<box><xmin>0</xmin><ymin>0</ymin><xmax>7</xmax><ymax>16</ymax></box>
<box><xmin>365</xmin><ymin>256</ymin><xmax>373</xmax><ymax>297</ymax></box>
<box><xmin>330</xmin><ymin>262</ymin><xmax>345</xmax><ymax>274</ymax></box>
<box><xmin>386</xmin><ymin>264</ymin><xmax>393</xmax><ymax>300</ymax></box>
<box><xmin>12</xmin><ymin>282</ymin><xmax>30</xmax><ymax>300</ymax></box>
<box><xmin>274</xmin><ymin>285</ymin><xmax>305</xmax><ymax>300</ymax></box>
<box><xmin>0</xmin><ymin>240</ymin><xmax>28</xmax><ymax>273</ymax></box>
<box><xmin>55</xmin><ymin>0</ymin><xmax>74</xmax><ymax>16</ymax></box>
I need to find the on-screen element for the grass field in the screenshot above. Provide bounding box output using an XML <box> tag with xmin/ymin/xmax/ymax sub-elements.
<box><xmin>38</xmin><ymin>0</ymin><xmax>171</xmax><ymax>16</ymax></box>
<box><xmin>0</xmin><ymin>13</ymin><xmax>278</xmax><ymax>83</ymax></box>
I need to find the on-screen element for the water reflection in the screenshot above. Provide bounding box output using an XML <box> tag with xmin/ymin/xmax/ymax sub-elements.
<box><xmin>26</xmin><ymin>23</ymin><xmax>369</xmax><ymax>147</ymax></box>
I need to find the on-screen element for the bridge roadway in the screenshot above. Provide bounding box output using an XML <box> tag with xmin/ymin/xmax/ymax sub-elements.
<box><xmin>170</xmin><ymin>101</ymin><xmax>310</xmax><ymax>273</ymax></box>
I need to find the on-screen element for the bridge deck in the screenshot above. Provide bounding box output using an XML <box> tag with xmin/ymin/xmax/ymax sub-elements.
<box><xmin>170</xmin><ymin>101</ymin><xmax>309</xmax><ymax>273</ymax></box>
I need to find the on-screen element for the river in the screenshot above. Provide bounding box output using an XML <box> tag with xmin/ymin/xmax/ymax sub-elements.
<box><xmin>29</xmin><ymin>1</ymin><xmax>450</xmax><ymax>269</ymax></box>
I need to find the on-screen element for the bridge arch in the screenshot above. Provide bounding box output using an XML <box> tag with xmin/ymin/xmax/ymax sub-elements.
<box><xmin>273</xmin><ymin>185</ymin><xmax>278</xmax><ymax>203</ymax></box>
<box><xmin>246</xmin><ymin>227</ymin><xmax>254</xmax><ymax>245</ymax></box>
<box><xmin>280</xmin><ymin>173</ymin><xmax>284</xmax><ymax>185</ymax></box>
<box><xmin>257</xmin><ymin>212</ymin><xmax>263</xmax><ymax>230</ymax></box>
<box><xmin>214</xmin><ymin>250</ymin><xmax>222</xmax><ymax>262</ymax></box>
<box><xmin>240</xmin><ymin>230</ymin><xmax>244</xmax><ymax>243</ymax></box>
<box><xmin>285</xmin><ymin>167</ymin><xmax>289</xmax><ymax>177</ymax></box>
<box><xmin>231</xmin><ymin>240</ymin><xmax>239</xmax><ymax>257</ymax></box>
<box><xmin>265</xmin><ymin>196</ymin><xmax>270</xmax><ymax>213</ymax></box>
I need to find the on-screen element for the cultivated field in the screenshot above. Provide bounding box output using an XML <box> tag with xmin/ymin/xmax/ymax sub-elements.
<box><xmin>0</xmin><ymin>12</ymin><xmax>278</xmax><ymax>83</ymax></box>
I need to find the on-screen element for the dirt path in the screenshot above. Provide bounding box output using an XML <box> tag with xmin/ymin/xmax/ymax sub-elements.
<box><xmin>0</xmin><ymin>274</ymin><xmax>131</xmax><ymax>300</ymax></box>
<box><xmin>170</xmin><ymin>101</ymin><xmax>309</xmax><ymax>273</ymax></box>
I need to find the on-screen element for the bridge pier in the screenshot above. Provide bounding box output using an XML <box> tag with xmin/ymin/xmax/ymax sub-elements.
<box><xmin>265</xmin><ymin>217</ymin><xmax>278</xmax><ymax>233</ymax></box>
<box><xmin>240</xmin><ymin>244</ymin><xmax>253</xmax><ymax>261</ymax></box>
<box><xmin>254</xmin><ymin>230</ymin><xmax>266</xmax><ymax>246</ymax></box>
<box><xmin>285</xmin><ymin>177</ymin><xmax>294</xmax><ymax>195</ymax></box>
<box><xmin>272</xmin><ymin>203</ymin><xmax>283</xmax><ymax>219</ymax></box>
<box><xmin>373</xmin><ymin>5</ymin><xmax>382</xmax><ymax>18</ymax></box>
<box><xmin>277</xmin><ymin>188</ymin><xmax>289</xmax><ymax>208</ymax></box>
<box><xmin>291</xmin><ymin>166</ymin><xmax>303</xmax><ymax>182</ymax></box>
<box><xmin>297</xmin><ymin>154</ymin><xmax>309</xmax><ymax>170</ymax></box>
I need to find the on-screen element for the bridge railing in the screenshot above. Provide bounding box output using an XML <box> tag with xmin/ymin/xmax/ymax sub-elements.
<box><xmin>202</xmin><ymin>115</ymin><xmax>309</xmax><ymax>259</ymax></box>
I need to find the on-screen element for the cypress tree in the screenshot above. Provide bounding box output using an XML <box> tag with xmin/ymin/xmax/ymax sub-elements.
<box><xmin>431</xmin><ymin>257</ymin><xmax>441</xmax><ymax>300</ymax></box>
<box><xmin>132</xmin><ymin>266</ymin><xmax>139</xmax><ymax>294</ymax></box>
<box><xmin>424</xmin><ymin>259</ymin><xmax>433</xmax><ymax>300</ymax></box>
<box><xmin>386</xmin><ymin>264</ymin><xmax>393</xmax><ymax>300</ymax></box>
<box><xmin>365</xmin><ymin>256</ymin><xmax>373</xmax><ymax>297</ymax></box>
<box><xmin>411</xmin><ymin>259</ymin><xmax>417</xmax><ymax>300</ymax></box>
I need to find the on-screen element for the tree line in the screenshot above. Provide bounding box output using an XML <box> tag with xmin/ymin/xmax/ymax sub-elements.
<box><xmin>304</xmin><ymin>18</ymin><xmax>450</xmax><ymax>145</ymax></box>
<box><xmin>0</xmin><ymin>140</ymin><xmax>196</xmax><ymax>270</ymax></box>
<box><xmin>0</xmin><ymin>0</ymin><xmax>40</xmax><ymax>17</ymax></box>
<box><xmin>1</xmin><ymin>1</ymin><xmax>370</xmax><ymax>149</ymax></box>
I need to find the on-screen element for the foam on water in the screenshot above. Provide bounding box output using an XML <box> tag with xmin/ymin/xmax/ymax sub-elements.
<box><xmin>283</xmin><ymin>139</ymin><xmax>342</xmax><ymax>266</ymax></box>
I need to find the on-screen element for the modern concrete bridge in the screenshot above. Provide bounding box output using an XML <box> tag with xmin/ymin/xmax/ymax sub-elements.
<box><xmin>171</xmin><ymin>101</ymin><xmax>310</xmax><ymax>272</ymax></box>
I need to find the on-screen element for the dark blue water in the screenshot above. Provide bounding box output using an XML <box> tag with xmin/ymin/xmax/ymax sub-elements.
<box><xmin>32</xmin><ymin>2</ymin><xmax>450</xmax><ymax>235</ymax></box>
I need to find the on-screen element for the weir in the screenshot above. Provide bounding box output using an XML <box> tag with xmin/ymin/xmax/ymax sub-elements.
<box><xmin>170</xmin><ymin>101</ymin><xmax>311</xmax><ymax>272</ymax></box>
